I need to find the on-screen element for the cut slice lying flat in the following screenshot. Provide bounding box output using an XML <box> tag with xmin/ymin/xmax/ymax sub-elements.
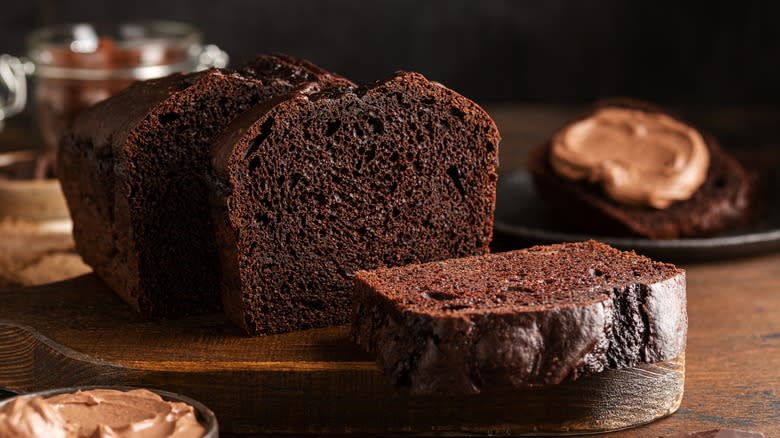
<box><xmin>351</xmin><ymin>240</ymin><xmax>687</xmax><ymax>395</ymax></box>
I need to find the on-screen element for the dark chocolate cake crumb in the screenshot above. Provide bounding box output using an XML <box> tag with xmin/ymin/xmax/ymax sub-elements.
<box><xmin>209</xmin><ymin>71</ymin><xmax>501</xmax><ymax>335</ymax></box>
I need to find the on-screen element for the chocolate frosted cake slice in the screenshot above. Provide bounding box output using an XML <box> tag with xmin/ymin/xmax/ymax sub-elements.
<box><xmin>209</xmin><ymin>71</ymin><xmax>500</xmax><ymax>335</ymax></box>
<box><xmin>528</xmin><ymin>99</ymin><xmax>752</xmax><ymax>239</ymax></box>
<box><xmin>58</xmin><ymin>55</ymin><xmax>352</xmax><ymax>317</ymax></box>
<box><xmin>351</xmin><ymin>240</ymin><xmax>687</xmax><ymax>395</ymax></box>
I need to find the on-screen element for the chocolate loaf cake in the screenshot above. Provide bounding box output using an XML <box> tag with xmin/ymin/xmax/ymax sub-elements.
<box><xmin>351</xmin><ymin>240</ymin><xmax>687</xmax><ymax>395</ymax></box>
<box><xmin>58</xmin><ymin>55</ymin><xmax>352</xmax><ymax>317</ymax></box>
<box><xmin>528</xmin><ymin>99</ymin><xmax>752</xmax><ymax>239</ymax></box>
<box><xmin>209</xmin><ymin>71</ymin><xmax>500</xmax><ymax>335</ymax></box>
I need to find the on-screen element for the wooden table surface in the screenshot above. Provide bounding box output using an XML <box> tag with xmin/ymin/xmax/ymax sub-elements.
<box><xmin>1</xmin><ymin>106</ymin><xmax>778</xmax><ymax>436</ymax></box>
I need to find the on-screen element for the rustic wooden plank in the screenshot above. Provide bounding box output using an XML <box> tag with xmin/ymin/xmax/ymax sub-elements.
<box><xmin>0</xmin><ymin>274</ymin><xmax>688</xmax><ymax>435</ymax></box>
<box><xmin>3</xmin><ymin>249</ymin><xmax>779</xmax><ymax>436</ymax></box>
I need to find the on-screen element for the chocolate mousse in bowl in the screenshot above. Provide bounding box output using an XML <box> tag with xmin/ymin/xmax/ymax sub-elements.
<box><xmin>0</xmin><ymin>386</ymin><xmax>217</xmax><ymax>438</ymax></box>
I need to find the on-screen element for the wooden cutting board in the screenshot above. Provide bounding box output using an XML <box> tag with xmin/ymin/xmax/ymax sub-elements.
<box><xmin>0</xmin><ymin>274</ymin><xmax>683</xmax><ymax>435</ymax></box>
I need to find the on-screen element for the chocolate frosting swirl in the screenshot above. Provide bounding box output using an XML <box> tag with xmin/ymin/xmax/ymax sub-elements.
<box><xmin>550</xmin><ymin>107</ymin><xmax>710</xmax><ymax>209</ymax></box>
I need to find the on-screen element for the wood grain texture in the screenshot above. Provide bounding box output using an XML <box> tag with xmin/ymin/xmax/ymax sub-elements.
<box><xmin>0</xmin><ymin>274</ymin><xmax>684</xmax><ymax>435</ymax></box>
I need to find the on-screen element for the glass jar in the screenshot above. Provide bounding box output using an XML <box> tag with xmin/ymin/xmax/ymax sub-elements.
<box><xmin>0</xmin><ymin>21</ymin><xmax>228</xmax><ymax>160</ymax></box>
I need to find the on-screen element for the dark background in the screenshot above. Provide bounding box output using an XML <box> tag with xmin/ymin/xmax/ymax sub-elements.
<box><xmin>2</xmin><ymin>0</ymin><xmax>779</xmax><ymax>104</ymax></box>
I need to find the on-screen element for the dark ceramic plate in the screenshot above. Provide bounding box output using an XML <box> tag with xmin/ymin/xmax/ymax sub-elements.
<box><xmin>494</xmin><ymin>170</ymin><xmax>780</xmax><ymax>261</ymax></box>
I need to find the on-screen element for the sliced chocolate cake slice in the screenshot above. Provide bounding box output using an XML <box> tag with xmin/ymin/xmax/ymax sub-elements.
<box><xmin>209</xmin><ymin>71</ymin><xmax>501</xmax><ymax>335</ymax></box>
<box><xmin>351</xmin><ymin>240</ymin><xmax>687</xmax><ymax>395</ymax></box>
<box><xmin>58</xmin><ymin>55</ymin><xmax>353</xmax><ymax>317</ymax></box>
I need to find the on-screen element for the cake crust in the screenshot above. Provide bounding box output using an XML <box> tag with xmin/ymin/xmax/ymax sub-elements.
<box><xmin>351</xmin><ymin>240</ymin><xmax>687</xmax><ymax>395</ymax></box>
